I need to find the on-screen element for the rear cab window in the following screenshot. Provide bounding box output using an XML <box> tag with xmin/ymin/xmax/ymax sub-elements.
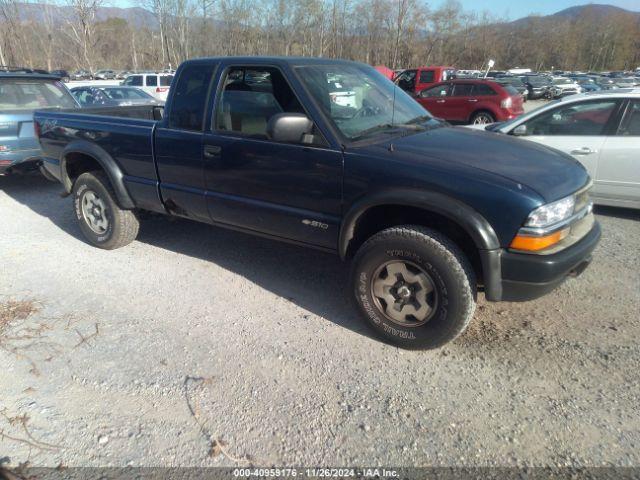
<box><xmin>146</xmin><ymin>76</ymin><xmax>158</xmax><ymax>87</ymax></box>
<box><xmin>168</xmin><ymin>64</ymin><xmax>216</xmax><ymax>131</ymax></box>
<box><xmin>419</xmin><ymin>70</ymin><xmax>435</xmax><ymax>83</ymax></box>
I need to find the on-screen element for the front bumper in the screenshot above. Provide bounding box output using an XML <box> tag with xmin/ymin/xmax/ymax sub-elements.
<box><xmin>482</xmin><ymin>221</ymin><xmax>601</xmax><ymax>302</ymax></box>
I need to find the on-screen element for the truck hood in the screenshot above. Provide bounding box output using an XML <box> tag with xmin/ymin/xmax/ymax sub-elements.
<box><xmin>380</xmin><ymin>126</ymin><xmax>589</xmax><ymax>202</ymax></box>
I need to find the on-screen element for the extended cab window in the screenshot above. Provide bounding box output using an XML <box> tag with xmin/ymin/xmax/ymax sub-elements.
<box><xmin>169</xmin><ymin>64</ymin><xmax>215</xmax><ymax>131</ymax></box>
<box><xmin>522</xmin><ymin>100</ymin><xmax>618</xmax><ymax>136</ymax></box>
<box><xmin>215</xmin><ymin>66</ymin><xmax>309</xmax><ymax>142</ymax></box>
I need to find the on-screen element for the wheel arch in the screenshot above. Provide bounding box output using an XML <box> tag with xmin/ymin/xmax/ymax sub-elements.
<box><xmin>61</xmin><ymin>141</ymin><xmax>135</xmax><ymax>209</ymax></box>
<box><xmin>469</xmin><ymin>108</ymin><xmax>497</xmax><ymax>123</ymax></box>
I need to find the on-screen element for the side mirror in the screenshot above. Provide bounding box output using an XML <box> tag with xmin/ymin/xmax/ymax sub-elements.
<box><xmin>513</xmin><ymin>124</ymin><xmax>527</xmax><ymax>136</ymax></box>
<box><xmin>267</xmin><ymin>113</ymin><xmax>313</xmax><ymax>143</ymax></box>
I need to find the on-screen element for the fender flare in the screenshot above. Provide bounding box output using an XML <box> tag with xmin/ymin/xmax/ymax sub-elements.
<box><xmin>60</xmin><ymin>140</ymin><xmax>135</xmax><ymax>209</ymax></box>
<box><xmin>338</xmin><ymin>189</ymin><xmax>501</xmax><ymax>260</ymax></box>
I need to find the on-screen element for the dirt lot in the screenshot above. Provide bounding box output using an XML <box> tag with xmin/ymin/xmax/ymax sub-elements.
<box><xmin>0</xmin><ymin>173</ymin><xmax>639</xmax><ymax>468</ymax></box>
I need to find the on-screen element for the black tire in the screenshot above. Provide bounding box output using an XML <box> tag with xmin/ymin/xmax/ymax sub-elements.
<box><xmin>470</xmin><ymin>111</ymin><xmax>495</xmax><ymax>125</ymax></box>
<box><xmin>72</xmin><ymin>171</ymin><xmax>139</xmax><ymax>250</ymax></box>
<box><xmin>351</xmin><ymin>226</ymin><xmax>476</xmax><ymax>349</ymax></box>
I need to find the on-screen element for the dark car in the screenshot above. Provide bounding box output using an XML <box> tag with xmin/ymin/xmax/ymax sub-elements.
<box><xmin>520</xmin><ymin>75</ymin><xmax>552</xmax><ymax>99</ymax></box>
<box><xmin>592</xmin><ymin>76</ymin><xmax>618</xmax><ymax>90</ymax></box>
<box><xmin>70</xmin><ymin>70</ymin><xmax>93</xmax><ymax>80</ymax></box>
<box><xmin>0</xmin><ymin>71</ymin><xmax>78</xmax><ymax>176</ymax></box>
<box><xmin>71</xmin><ymin>86</ymin><xmax>162</xmax><ymax>107</ymax></box>
<box><xmin>493</xmin><ymin>76</ymin><xmax>528</xmax><ymax>100</ymax></box>
<box><xmin>49</xmin><ymin>70</ymin><xmax>70</xmax><ymax>82</ymax></box>
<box><xmin>416</xmin><ymin>79</ymin><xmax>524</xmax><ymax>124</ymax></box>
<box><xmin>35</xmin><ymin>57</ymin><xmax>600</xmax><ymax>349</ymax></box>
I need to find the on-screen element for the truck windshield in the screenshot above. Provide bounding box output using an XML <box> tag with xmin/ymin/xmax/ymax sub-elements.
<box><xmin>0</xmin><ymin>79</ymin><xmax>77</xmax><ymax>110</ymax></box>
<box><xmin>296</xmin><ymin>64</ymin><xmax>440</xmax><ymax>141</ymax></box>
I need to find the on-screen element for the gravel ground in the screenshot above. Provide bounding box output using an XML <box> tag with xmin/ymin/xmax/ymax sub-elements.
<box><xmin>0</xmin><ymin>173</ymin><xmax>638</xmax><ymax>468</ymax></box>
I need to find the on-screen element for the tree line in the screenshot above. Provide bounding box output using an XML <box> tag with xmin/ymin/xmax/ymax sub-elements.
<box><xmin>0</xmin><ymin>0</ymin><xmax>638</xmax><ymax>73</ymax></box>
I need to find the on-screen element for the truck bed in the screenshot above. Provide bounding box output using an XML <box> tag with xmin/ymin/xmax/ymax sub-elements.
<box><xmin>34</xmin><ymin>104</ymin><xmax>164</xmax><ymax>212</ymax></box>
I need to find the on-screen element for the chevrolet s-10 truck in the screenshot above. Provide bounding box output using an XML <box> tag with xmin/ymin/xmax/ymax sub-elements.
<box><xmin>35</xmin><ymin>57</ymin><xmax>600</xmax><ymax>348</ymax></box>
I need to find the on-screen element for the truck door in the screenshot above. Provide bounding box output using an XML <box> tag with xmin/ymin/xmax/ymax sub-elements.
<box><xmin>201</xmin><ymin>64</ymin><xmax>342</xmax><ymax>249</ymax></box>
<box><xmin>154</xmin><ymin>62</ymin><xmax>217</xmax><ymax>222</ymax></box>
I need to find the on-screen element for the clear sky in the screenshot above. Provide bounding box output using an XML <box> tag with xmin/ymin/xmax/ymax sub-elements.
<box><xmin>109</xmin><ymin>0</ymin><xmax>639</xmax><ymax>19</ymax></box>
<box><xmin>440</xmin><ymin>0</ymin><xmax>639</xmax><ymax>19</ymax></box>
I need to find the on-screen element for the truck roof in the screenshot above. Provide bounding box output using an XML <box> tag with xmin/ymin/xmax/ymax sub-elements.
<box><xmin>181</xmin><ymin>56</ymin><xmax>368</xmax><ymax>68</ymax></box>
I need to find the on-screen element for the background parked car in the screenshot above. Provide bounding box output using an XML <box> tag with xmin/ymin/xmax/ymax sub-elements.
<box><xmin>416</xmin><ymin>79</ymin><xmax>524</xmax><ymax>124</ymax></box>
<box><xmin>0</xmin><ymin>70</ymin><xmax>79</xmax><ymax>177</ymax></box>
<box><xmin>121</xmin><ymin>72</ymin><xmax>174</xmax><ymax>101</ymax></box>
<box><xmin>94</xmin><ymin>69</ymin><xmax>117</xmax><ymax>80</ymax></box>
<box><xmin>519</xmin><ymin>75</ymin><xmax>552</xmax><ymax>99</ymax></box>
<box><xmin>568</xmin><ymin>75</ymin><xmax>603</xmax><ymax>93</ymax></box>
<box><xmin>470</xmin><ymin>91</ymin><xmax>640</xmax><ymax>209</ymax></box>
<box><xmin>49</xmin><ymin>69</ymin><xmax>70</xmax><ymax>82</ymax></box>
<box><xmin>493</xmin><ymin>75</ymin><xmax>528</xmax><ymax>100</ymax></box>
<box><xmin>551</xmin><ymin>77</ymin><xmax>582</xmax><ymax>98</ymax></box>
<box><xmin>70</xmin><ymin>85</ymin><xmax>162</xmax><ymax>107</ymax></box>
<box><xmin>70</xmin><ymin>70</ymin><xmax>92</xmax><ymax>80</ymax></box>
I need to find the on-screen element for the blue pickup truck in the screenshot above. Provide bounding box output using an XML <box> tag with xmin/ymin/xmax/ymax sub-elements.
<box><xmin>34</xmin><ymin>57</ymin><xmax>600</xmax><ymax>348</ymax></box>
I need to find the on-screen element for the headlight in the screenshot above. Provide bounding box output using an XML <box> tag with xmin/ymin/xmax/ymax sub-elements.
<box><xmin>510</xmin><ymin>194</ymin><xmax>578</xmax><ymax>253</ymax></box>
<box><xmin>525</xmin><ymin>195</ymin><xmax>575</xmax><ymax>228</ymax></box>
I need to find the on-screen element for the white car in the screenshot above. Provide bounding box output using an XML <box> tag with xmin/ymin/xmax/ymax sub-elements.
<box><xmin>551</xmin><ymin>77</ymin><xmax>583</xmax><ymax>98</ymax></box>
<box><xmin>468</xmin><ymin>90</ymin><xmax>640</xmax><ymax>209</ymax></box>
<box><xmin>121</xmin><ymin>73</ymin><xmax>174</xmax><ymax>101</ymax></box>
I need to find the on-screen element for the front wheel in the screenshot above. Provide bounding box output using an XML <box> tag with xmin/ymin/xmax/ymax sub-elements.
<box><xmin>72</xmin><ymin>171</ymin><xmax>139</xmax><ymax>250</ymax></box>
<box><xmin>351</xmin><ymin>226</ymin><xmax>476</xmax><ymax>349</ymax></box>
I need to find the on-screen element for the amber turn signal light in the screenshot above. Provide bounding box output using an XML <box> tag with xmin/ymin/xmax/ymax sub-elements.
<box><xmin>510</xmin><ymin>229</ymin><xmax>569</xmax><ymax>252</ymax></box>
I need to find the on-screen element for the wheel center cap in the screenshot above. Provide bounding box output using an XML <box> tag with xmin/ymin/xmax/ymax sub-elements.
<box><xmin>397</xmin><ymin>285</ymin><xmax>411</xmax><ymax>299</ymax></box>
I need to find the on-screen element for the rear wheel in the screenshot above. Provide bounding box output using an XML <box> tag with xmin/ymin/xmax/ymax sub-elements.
<box><xmin>470</xmin><ymin>111</ymin><xmax>495</xmax><ymax>125</ymax></box>
<box><xmin>351</xmin><ymin>226</ymin><xmax>476</xmax><ymax>349</ymax></box>
<box><xmin>72</xmin><ymin>172</ymin><xmax>139</xmax><ymax>250</ymax></box>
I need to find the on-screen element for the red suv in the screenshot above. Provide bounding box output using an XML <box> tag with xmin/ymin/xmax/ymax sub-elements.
<box><xmin>416</xmin><ymin>79</ymin><xmax>524</xmax><ymax>125</ymax></box>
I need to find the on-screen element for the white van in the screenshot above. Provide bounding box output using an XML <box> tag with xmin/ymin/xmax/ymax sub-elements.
<box><xmin>122</xmin><ymin>73</ymin><xmax>174</xmax><ymax>101</ymax></box>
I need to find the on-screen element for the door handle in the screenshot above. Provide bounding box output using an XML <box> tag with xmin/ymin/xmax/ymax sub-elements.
<box><xmin>570</xmin><ymin>147</ymin><xmax>596</xmax><ymax>155</ymax></box>
<box><xmin>204</xmin><ymin>145</ymin><xmax>222</xmax><ymax>158</ymax></box>
<box><xmin>436</xmin><ymin>100</ymin><xmax>446</xmax><ymax>103</ymax></box>
<box><xmin>468</xmin><ymin>99</ymin><xmax>478</xmax><ymax>103</ymax></box>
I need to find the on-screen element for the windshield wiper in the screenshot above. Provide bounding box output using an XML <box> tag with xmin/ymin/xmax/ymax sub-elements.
<box><xmin>351</xmin><ymin>122</ymin><xmax>428</xmax><ymax>141</ymax></box>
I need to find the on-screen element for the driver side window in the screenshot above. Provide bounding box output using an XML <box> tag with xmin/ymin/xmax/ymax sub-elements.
<box><xmin>521</xmin><ymin>100</ymin><xmax>618</xmax><ymax>136</ymax></box>
<box><xmin>215</xmin><ymin>66</ymin><xmax>323</xmax><ymax>145</ymax></box>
